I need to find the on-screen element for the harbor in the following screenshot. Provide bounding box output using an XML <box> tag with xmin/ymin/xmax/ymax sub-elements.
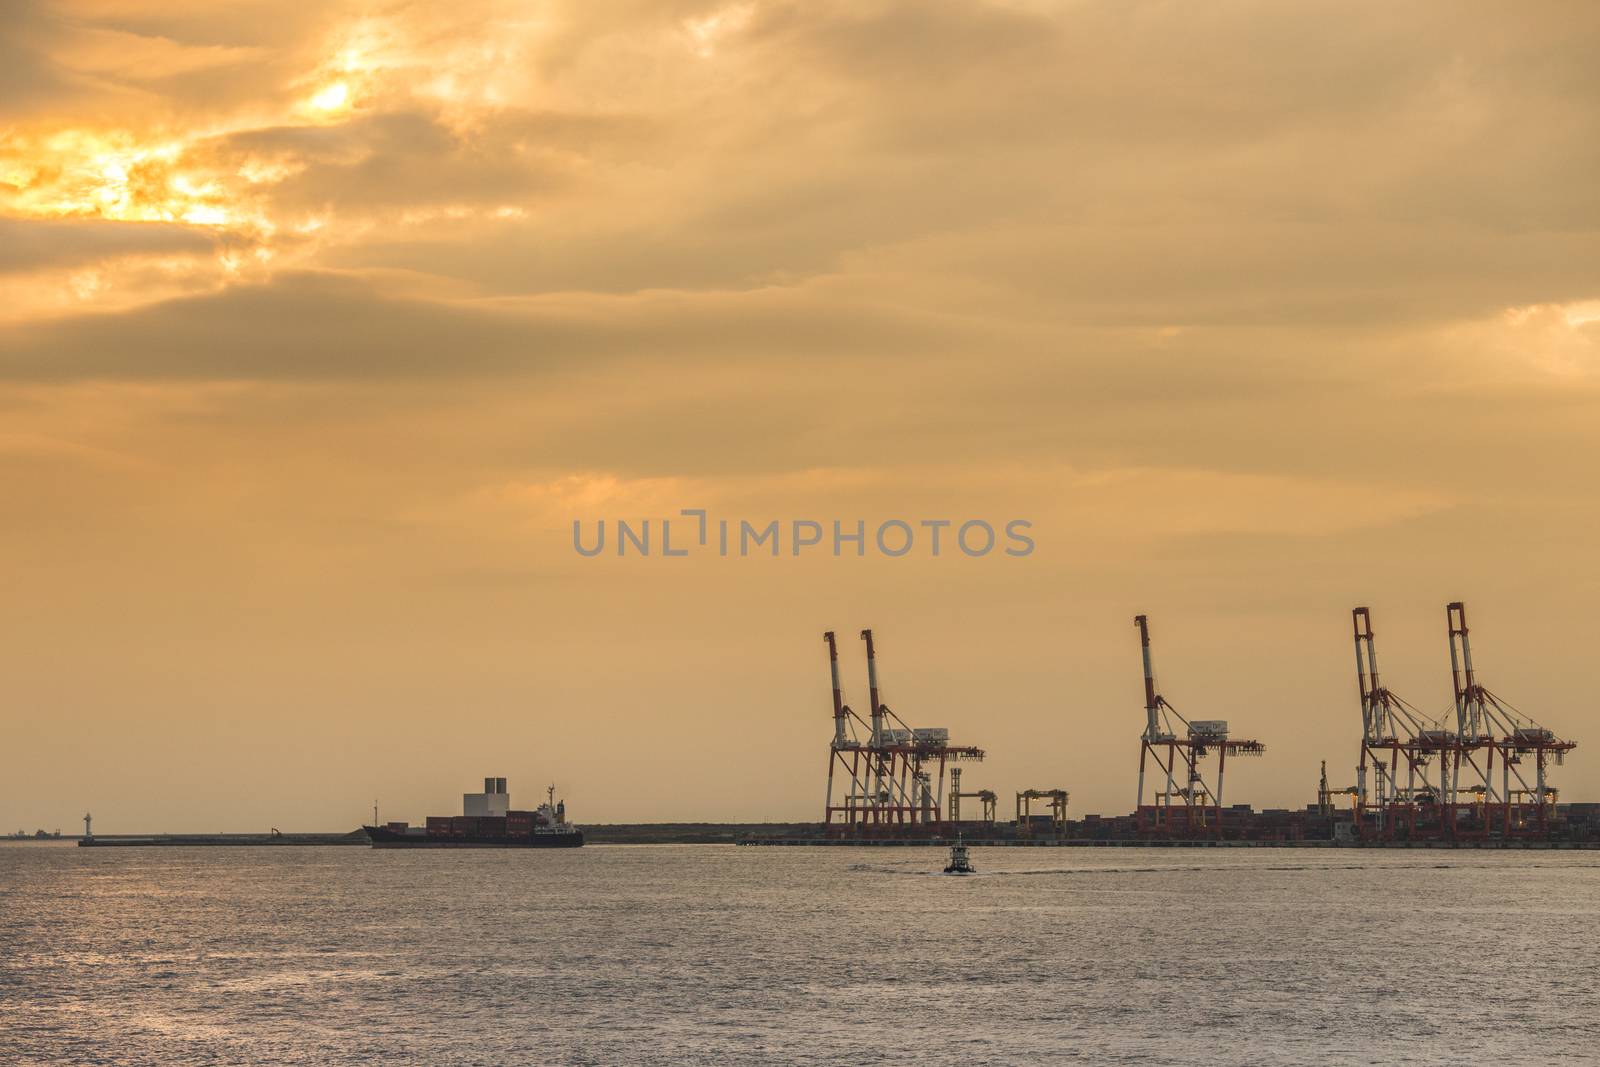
<box><xmin>809</xmin><ymin>607</ymin><xmax>1590</xmax><ymax>848</ymax></box>
<box><xmin>53</xmin><ymin>602</ymin><xmax>1600</xmax><ymax>851</ymax></box>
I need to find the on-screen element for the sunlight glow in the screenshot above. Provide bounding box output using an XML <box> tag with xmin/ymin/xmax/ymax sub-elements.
<box><xmin>1496</xmin><ymin>300</ymin><xmax>1600</xmax><ymax>377</ymax></box>
<box><xmin>684</xmin><ymin>4</ymin><xmax>753</xmax><ymax>58</ymax></box>
<box><xmin>309</xmin><ymin>82</ymin><xmax>352</xmax><ymax>112</ymax></box>
<box><xmin>1564</xmin><ymin>301</ymin><xmax>1600</xmax><ymax>328</ymax></box>
<box><xmin>0</xmin><ymin>132</ymin><xmax>240</xmax><ymax>228</ymax></box>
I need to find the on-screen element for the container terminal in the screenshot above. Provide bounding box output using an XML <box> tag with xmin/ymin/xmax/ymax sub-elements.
<box><xmin>56</xmin><ymin>602</ymin><xmax>1594</xmax><ymax>849</ymax></box>
<box><xmin>746</xmin><ymin>603</ymin><xmax>1594</xmax><ymax>848</ymax></box>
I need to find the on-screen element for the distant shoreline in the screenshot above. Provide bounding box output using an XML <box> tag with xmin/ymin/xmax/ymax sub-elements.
<box><xmin>41</xmin><ymin>824</ymin><xmax>818</xmax><ymax>847</ymax></box>
<box><xmin>11</xmin><ymin>821</ymin><xmax>1600</xmax><ymax>850</ymax></box>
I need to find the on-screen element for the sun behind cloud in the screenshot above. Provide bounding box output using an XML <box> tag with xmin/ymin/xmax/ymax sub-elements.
<box><xmin>308</xmin><ymin>81</ymin><xmax>351</xmax><ymax>114</ymax></box>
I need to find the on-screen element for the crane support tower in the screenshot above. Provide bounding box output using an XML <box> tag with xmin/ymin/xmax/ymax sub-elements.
<box><xmin>821</xmin><ymin>629</ymin><xmax>985</xmax><ymax>835</ymax></box>
<box><xmin>1318</xmin><ymin>760</ymin><xmax>1358</xmax><ymax>818</ymax></box>
<box><xmin>1351</xmin><ymin>606</ymin><xmax>1454</xmax><ymax>840</ymax></box>
<box><xmin>1445</xmin><ymin>602</ymin><xmax>1576</xmax><ymax>838</ymax></box>
<box><xmin>1133</xmin><ymin>614</ymin><xmax>1264</xmax><ymax>838</ymax></box>
<box><xmin>1015</xmin><ymin>789</ymin><xmax>1069</xmax><ymax>836</ymax></box>
<box><xmin>949</xmin><ymin>767</ymin><xmax>997</xmax><ymax>825</ymax></box>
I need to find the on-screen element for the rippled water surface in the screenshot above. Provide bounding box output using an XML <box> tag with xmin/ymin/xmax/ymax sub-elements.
<box><xmin>3</xmin><ymin>842</ymin><xmax>1597</xmax><ymax>1065</ymax></box>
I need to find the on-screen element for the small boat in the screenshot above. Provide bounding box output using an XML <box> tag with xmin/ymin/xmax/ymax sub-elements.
<box><xmin>944</xmin><ymin>840</ymin><xmax>974</xmax><ymax>874</ymax></box>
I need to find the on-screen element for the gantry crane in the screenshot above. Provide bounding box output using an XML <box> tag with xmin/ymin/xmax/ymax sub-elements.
<box><xmin>1445</xmin><ymin>602</ymin><xmax>1576</xmax><ymax>837</ymax></box>
<box><xmin>1351</xmin><ymin>607</ymin><xmax>1453</xmax><ymax>840</ymax></box>
<box><xmin>948</xmin><ymin>767</ymin><xmax>997</xmax><ymax>824</ymax></box>
<box><xmin>1317</xmin><ymin>760</ymin><xmax>1358</xmax><ymax>816</ymax></box>
<box><xmin>1015</xmin><ymin>789</ymin><xmax>1069</xmax><ymax>835</ymax></box>
<box><xmin>822</xmin><ymin>629</ymin><xmax>984</xmax><ymax>832</ymax></box>
<box><xmin>1133</xmin><ymin>614</ymin><xmax>1264</xmax><ymax>838</ymax></box>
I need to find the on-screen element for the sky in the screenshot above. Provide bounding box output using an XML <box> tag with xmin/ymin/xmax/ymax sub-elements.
<box><xmin>3</xmin><ymin>0</ymin><xmax>1599</xmax><ymax>832</ymax></box>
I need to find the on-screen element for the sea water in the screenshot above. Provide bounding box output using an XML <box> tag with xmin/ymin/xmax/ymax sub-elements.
<box><xmin>2</xmin><ymin>843</ymin><xmax>1596</xmax><ymax>1065</ymax></box>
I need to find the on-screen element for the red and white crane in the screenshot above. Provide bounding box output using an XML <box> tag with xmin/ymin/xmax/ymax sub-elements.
<box><xmin>1351</xmin><ymin>606</ymin><xmax>1453</xmax><ymax>839</ymax></box>
<box><xmin>1133</xmin><ymin>614</ymin><xmax>1263</xmax><ymax>838</ymax></box>
<box><xmin>821</xmin><ymin>628</ymin><xmax>984</xmax><ymax>834</ymax></box>
<box><xmin>1445</xmin><ymin>601</ymin><xmax>1576</xmax><ymax>837</ymax></box>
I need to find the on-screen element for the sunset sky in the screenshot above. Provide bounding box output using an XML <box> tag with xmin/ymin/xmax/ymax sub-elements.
<box><xmin>4</xmin><ymin>1</ymin><xmax>1599</xmax><ymax>831</ymax></box>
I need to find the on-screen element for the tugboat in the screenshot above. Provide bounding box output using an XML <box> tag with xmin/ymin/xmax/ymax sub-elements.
<box><xmin>365</xmin><ymin>777</ymin><xmax>583</xmax><ymax>849</ymax></box>
<box><xmin>944</xmin><ymin>838</ymin><xmax>975</xmax><ymax>874</ymax></box>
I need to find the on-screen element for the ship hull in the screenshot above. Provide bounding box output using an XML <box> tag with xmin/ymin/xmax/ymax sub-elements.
<box><xmin>364</xmin><ymin>826</ymin><xmax>584</xmax><ymax>849</ymax></box>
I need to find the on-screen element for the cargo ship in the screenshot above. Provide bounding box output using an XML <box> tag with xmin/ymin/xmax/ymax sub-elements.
<box><xmin>364</xmin><ymin>778</ymin><xmax>583</xmax><ymax>848</ymax></box>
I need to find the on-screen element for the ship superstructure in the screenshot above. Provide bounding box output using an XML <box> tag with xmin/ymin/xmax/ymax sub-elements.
<box><xmin>365</xmin><ymin>778</ymin><xmax>583</xmax><ymax>848</ymax></box>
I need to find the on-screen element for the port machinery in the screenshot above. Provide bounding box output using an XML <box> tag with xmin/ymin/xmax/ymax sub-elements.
<box><xmin>1015</xmin><ymin>789</ymin><xmax>1069</xmax><ymax>836</ymax></box>
<box><xmin>1133</xmin><ymin>615</ymin><xmax>1264</xmax><ymax>838</ymax></box>
<box><xmin>1351</xmin><ymin>606</ymin><xmax>1454</xmax><ymax>840</ymax></box>
<box><xmin>1445</xmin><ymin>601</ymin><xmax>1576</xmax><ymax>838</ymax></box>
<box><xmin>1317</xmin><ymin>761</ymin><xmax>1358</xmax><ymax>817</ymax></box>
<box><xmin>948</xmin><ymin>767</ymin><xmax>997</xmax><ymax>825</ymax></box>
<box><xmin>822</xmin><ymin>629</ymin><xmax>985</xmax><ymax>832</ymax></box>
<box><xmin>1343</xmin><ymin>602</ymin><xmax>1577</xmax><ymax>842</ymax></box>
